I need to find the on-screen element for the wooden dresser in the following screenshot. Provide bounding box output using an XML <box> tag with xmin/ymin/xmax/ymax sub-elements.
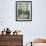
<box><xmin>0</xmin><ymin>35</ymin><xmax>23</xmax><ymax>46</ymax></box>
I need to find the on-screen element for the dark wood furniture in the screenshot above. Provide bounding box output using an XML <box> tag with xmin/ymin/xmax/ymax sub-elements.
<box><xmin>0</xmin><ymin>35</ymin><xmax>23</xmax><ymax>46</ymax></box>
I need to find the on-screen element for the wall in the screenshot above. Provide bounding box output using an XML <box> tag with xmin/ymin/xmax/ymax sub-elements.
<box><xmin>32</xmin><ymin>0</ymin><xmax>46</xmax><ymax>39</ymax></box>
<box><xmin>0</xmin><ymin>0</ymin><xmax>46</xmax><ymax>46</ymax></box>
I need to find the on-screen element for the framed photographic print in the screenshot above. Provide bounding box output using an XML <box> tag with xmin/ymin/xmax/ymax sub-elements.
<box><xmin>16</xmin><ymin>1</ymin><xmax>32</xmax><ymax>21</ymax></box>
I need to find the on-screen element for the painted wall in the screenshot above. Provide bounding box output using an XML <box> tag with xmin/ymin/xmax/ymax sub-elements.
<box><xmin>32</xmin><ymin>0</ymin><xmax>46</xmax><ymax>39</ymax></box>
<box><xmin>0</xmin><ymin>0</ymin><xmax>46</xmax><ymax>46</ymax></box>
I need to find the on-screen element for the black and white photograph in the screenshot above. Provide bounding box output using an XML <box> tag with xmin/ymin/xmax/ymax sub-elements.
<box><xmin>16</xmin><ymin>1</ymin><xmax>32</xmax><ymax>21</ymax></box>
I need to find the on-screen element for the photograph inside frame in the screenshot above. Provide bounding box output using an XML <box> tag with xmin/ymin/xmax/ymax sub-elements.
<box><xmin>16</xmin><ymin>1</ymin><xmax>32</xmax><ymax>21</ymax></box>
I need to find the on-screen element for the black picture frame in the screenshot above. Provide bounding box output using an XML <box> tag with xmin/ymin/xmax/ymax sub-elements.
<box><xmin>16</xmin><ymin>1</ymin><xmax>32</xmax><ymax>21</ymax></box>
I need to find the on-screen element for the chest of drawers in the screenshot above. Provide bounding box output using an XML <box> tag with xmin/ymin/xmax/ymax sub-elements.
<box><xmin>0</xmin><ymin>35</ymin><xmax>23</xmax><ymax>46</ymax></box>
